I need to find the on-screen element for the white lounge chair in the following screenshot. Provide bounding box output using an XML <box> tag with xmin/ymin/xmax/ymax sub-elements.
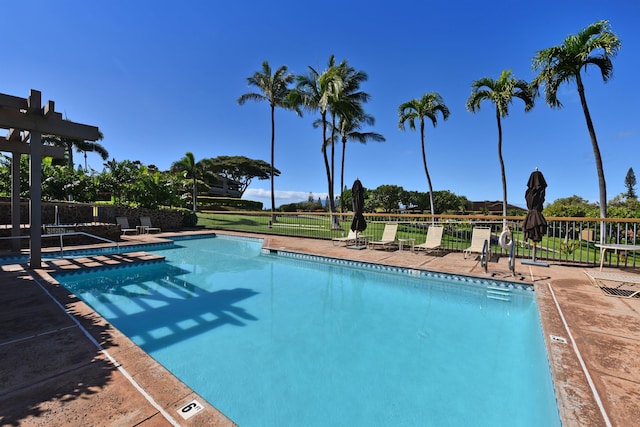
<box><xmin>116</xmin><ymin>217</ymin><xmax>137</xmax><ymax>235</ymax></box>
<box><xmin>584</xmin><ymin>270</ymin><xmax>640</xmax><ymax>299</ymax></box>
<box><xmin>415</xmin><ymin>225</ymin><xmax>444</xmax><ymax>254</ymax></box>
<box><xmin>464</xmin><ymin>227</ymin><xmax>492</xmax><ymax>259</ymax></box>
<box><xmin>368</xmin><ymin>223</ymin><xmax>398</xmax><ymax>250</ymax></box>
<box><xmin>140</xmin><ymin>216</ymin><xmax>161</xmax><ymax>233</ymax></box>
<box><xmin>332</xmin><ymin>229</ymin><xmax>358</xmax><ymax>246</ymax></box>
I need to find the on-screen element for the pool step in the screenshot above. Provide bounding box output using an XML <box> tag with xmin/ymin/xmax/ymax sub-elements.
<box><xmin>486</xmin><ymin>286</ymin><xmax>511</xmax><ymax>302</ymax></box>
<box><xmin>44</xmin><ymin>251</ymin><xmax>165</xmax><ymax>272</ymax></box>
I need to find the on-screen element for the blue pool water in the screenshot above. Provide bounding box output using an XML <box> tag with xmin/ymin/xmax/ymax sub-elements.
<box><xmin>55</xmin><ymin>235</ymin><xmax>561</xmax><ymax>427</ymax></box>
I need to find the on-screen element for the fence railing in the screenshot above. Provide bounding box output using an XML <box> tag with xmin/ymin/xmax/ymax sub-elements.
<box><xmin>197</xmin><ymin>211</ymin><xmax>640</xmax><ymax>269</ymax></box>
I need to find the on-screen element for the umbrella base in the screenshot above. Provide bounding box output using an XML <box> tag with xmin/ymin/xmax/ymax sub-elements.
<box><xmin>346</xmin><ymin>245</ymin><xmax>367</xmax><ymax>250</ymax></box>
<box><xmin>522</xmin><ymin>259</ymin><xmax>549</xmax><ymax>267</ymax></box>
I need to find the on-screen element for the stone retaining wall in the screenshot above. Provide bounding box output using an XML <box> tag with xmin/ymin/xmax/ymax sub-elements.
<box><xmin>0</xmin><ymin>201</ymin><xmax>188</xmax><ymax>230</ymax></box>
<box><xmin>0</xmin><ymin>201</ymin><xmax>192</xmax><ymax>250</ymax></box>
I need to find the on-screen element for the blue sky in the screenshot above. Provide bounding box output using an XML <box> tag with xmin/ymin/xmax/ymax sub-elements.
<box><xmin>3</xmin><ymin>1</ymin><xmax>639</xmax><ymax>209</ymax></box>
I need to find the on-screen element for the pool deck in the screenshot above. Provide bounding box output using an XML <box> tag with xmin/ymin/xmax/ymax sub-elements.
<box><xmin>1</xmin><ymin>230</ymin><xmax>639</xmax><ymax>426</ymax></box>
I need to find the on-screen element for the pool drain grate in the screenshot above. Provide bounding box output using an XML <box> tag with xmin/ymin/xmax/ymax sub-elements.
<box><xmin>550</xmin><ymin>335</ymin><xmax>567</xmax><ymax>344</ymax></box>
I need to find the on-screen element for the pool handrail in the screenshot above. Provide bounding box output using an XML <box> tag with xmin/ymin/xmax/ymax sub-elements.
<box><xmin>0</xmin><ymin>231</ymin><xmax>120</xmax><ymax>259</ymax></box>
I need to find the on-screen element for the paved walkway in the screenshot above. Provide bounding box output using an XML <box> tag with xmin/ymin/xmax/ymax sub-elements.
<box><xmin>1</xmin><ymin>230</ymin><xmax>639</xmax><ymax>426</ymax></box>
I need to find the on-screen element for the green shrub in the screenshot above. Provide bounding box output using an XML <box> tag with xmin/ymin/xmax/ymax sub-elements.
<box><xmin>182</xmin><ymin>211</ymin><xmax>198</xmax><ymax>227</ymax></box>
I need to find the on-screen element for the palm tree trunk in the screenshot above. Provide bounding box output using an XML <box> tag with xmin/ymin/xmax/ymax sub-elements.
<box><xmin>340</xmin><ymin>138</ymin><xmax>346</xmax><ymax>214</ymax></box>
<box><xmin>322</xmin><ymin>115</ymin><xmax>338</xmax><ymax>229</ymax></box>
<box><xmin>576</xmin><ymin>74</ymin><xmax>607</xmax><ymax>243</ymax></box>
<box><xmin>420</xmin><ymin>122</ymin><xmax>435</xmax><ymax>225</ymax></box>
<box><xmin>330</xmin><ymin>113</ymin><xmax>337</xmax><ymax>219</ymax></box>
<box><xmin>192</xmin><ymin>176</ymin><xmax>197</xmax><ymax>213</ymax></box>
<box><xmin>496</xmin><ymin>110</ymin><xmax>507</xmax><ymax>228</ymax></box>
<box><xmin>270</xmin><ymin>105</ymin><xmax>277</xmax><ymax>223</ymax></box>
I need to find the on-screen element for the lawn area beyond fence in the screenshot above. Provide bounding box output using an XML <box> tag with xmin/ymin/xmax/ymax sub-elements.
<box><xmin>198</xmin><ymin>211</ymin><xmax>640</xmax><ymax>269</ymax></box>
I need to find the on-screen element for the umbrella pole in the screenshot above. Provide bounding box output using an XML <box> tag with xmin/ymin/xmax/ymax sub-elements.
<box><xmin>522</xmin><ymin>241</ymin><xmax>549</xmax><ymax>267</ymax></box>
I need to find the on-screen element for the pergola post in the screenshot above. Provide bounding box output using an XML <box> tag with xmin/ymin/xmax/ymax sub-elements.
<box><xmin>28</xmin><ymin>91</ymin><xmax>43</xmax><ymax>267</ymax></box>
<box><xmin>11</xmin><ymin>151</ymin><xmax>21</xmax><ymax>252</ymax></box>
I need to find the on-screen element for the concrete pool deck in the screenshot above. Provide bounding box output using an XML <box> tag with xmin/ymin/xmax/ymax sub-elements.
<box><xmin>1</xmin><ymin>230</ymin><xmax>639</xmax><ymax>426</ymax></box>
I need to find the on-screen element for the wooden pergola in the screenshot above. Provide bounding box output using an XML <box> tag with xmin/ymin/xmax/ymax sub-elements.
<box><xmin>0</xmin><ymin>89</ymin><xmax>101</xmax><ymax>268</ymax></box>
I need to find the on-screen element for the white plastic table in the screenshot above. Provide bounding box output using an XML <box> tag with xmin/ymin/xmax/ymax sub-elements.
<box><xmin>595</xmin><ymin>243</ymin><xmax>640</xmax><ymax>271</ymax></box>
<box><xmin>398</xmin><ymin>238</ymin><xmax>415</xmax><ymax>252</ymax></box>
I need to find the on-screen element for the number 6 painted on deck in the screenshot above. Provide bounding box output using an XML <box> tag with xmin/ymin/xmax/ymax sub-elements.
<box><xmin>182</xmin><ymin>402</ymin><xmax>197</xmax><ymax>413</ymax></box>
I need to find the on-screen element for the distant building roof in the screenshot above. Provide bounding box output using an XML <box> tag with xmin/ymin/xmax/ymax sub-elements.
<box><xmin>208</xmin><ymin>175</ymin><xmax>242</xmax><ymax>198</ymax></box>
<box><xmin>468</xmin><ymin>200</ymin><xmax>525</xmax><ymax>214</ymax></box>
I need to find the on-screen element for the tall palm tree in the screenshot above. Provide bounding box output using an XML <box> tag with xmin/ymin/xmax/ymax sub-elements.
<box><xmin>326</xmin><ymin>113</ymin><xmax>385</xmax><ymax>212</ymax></box>
<box><xmin>291</xmin><ymin>57</ymin><xmax>343</xmax><ymax>224</ymax></box>
<box><xmin>292</xmin><ymin>55</ymin><xmax>370</xmax><ymax>225</ymax></box>
<box><xmin>43</xmin><ymin>129</ymin><xmax>107</xmax><ymax>170</ymax></box>
<box><xmin>466</xmin><ymin>70</ymin><xmax>534</xmax><ymax>226</ymax></box>
<box><xmin>76</xmin><ymin>137</ymin><xmax>109</xmax><ymax>170</ymax></box>
<box><xmin>329</xmin><ymin>59</ymin><xmax>369</xmax><ymax>212</ymax></box>
<box><xmin>170</xmin><ymin>151</ymin><xmax>201</xmax><ymax>212</ymax></box>
<box><xmin>532</xmin><ymin>20</ymin><xmax>621</xmax><ymax>239</ymax></box>
<box><xmin>238</xmin><ymin>61</ymin><xmax>298</xmax><ymax>222</ymax></box>
<box><xmin>398</xmin><ymin>93</ymin><xmax>450</xmax><ymax>222</ymax></box>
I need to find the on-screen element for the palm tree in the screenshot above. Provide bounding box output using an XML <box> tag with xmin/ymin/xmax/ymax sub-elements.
<box><xmin>398</xmin><ymin>93</ymin><xmax>450</xmax><ymax>222</ymax></box>
<box><xmin>322</xmin><ymin>113</ymin><xmax>385</xmax><ymax>212</ymax></box>
<box><xmin>170</xmin><ymin>152</ymin><xmax>201</xmax><ymax>212</ymax></box>
<box><xmin>466</xmin><ymin>70</ymin><xmax>534</xmax><ymax>226</ymax></box>
<box><xmin>532</xmin><ymin>20</ymin><xmax>621</xmax><ymax>240</ymax></box>
<box><xmin>238</xmin><ymin>61</ymin><xmax>298</xmax><ymax>222</ymax></box>
<box><xmin>329</xmin><ymin>59</ymin><xmax>369</xmax><ymax>212</ymax></box>
<box><xmin>292</xmin><ymin>55</ymin><xmax>370</xmax><ymax>225</ymax></box>
<box><xmin>291</xmin><ymin>57</ymin><xmax>343</xmax><ymax>224</ymax></box>
<box><xmin>76</xmin><ymin>137</ymin><xmax>109</xmax><ymax>170</ymax></box>
<box><xmin>43</xmin><ymin>129</ymin><xmax>107</xmax><ymax>170</ymax></box>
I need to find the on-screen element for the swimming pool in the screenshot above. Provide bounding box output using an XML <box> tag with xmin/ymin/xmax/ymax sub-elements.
<box><xmin>55</xmin><ymin>235</ymin><xmax>561</xmax><ymax>426</ymax></box>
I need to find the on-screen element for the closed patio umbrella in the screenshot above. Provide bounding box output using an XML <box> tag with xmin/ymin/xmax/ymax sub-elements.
<box><xmin>522</xmin><ymin>169</ymin><xmax>548</xmax><ymax>266</ymax></box>
<box><xmin>350</xmin><ymin>178</ymin><xmax>367</xmax><ymax>234</ymax></box>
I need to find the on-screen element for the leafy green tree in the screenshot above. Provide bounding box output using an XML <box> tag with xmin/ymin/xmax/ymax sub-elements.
<box><xmin>609</xmin><ymin>194</ymin><xmax>640</xmax><ymax>218</ymax></box>
<box><xmin>400</xmin><ymin>190</ymin><xmax>430</xmax><ymax>212</ymax></box>
<box><xmin>370</xmin><ymin>185</ymin><xmax>403</xmax><ymax>212</ymax></box>
<box><xmin>238</xmin><ymin>61</ymin><xmax>298</xmax><ymax>221</ymax></box>
<box><xmin>103</xmin><ymin>158</ymin><xmax>143</xmax><ymax>205</ymax></box>
<box><xmin>532</xmin><ymin>20</ymin><xmax>621</xmax><ymax>235</ymax></box>
<box><xmin>466</xmin><ymin>70</ymin><xmax>534</xmax><ymax>226</ymax></box>
<box><xmin>432</xmin><ymin>190</ymin><xmax>470</xmax><ymax>214</ymax></box>
<box><xmin>625</xmin><ymin>167</ymin><xmax>637</xmax><ymax>199</ymax></box>
<box><xmin>42</xmin><ymin>163</ymin><xmax>97</xmax><ymax>202</ymax></box>
<box><xmin>203</xmin><ymin>155</ymin><xmax>280</xmax><ymax>197</ymax></box>
<box><xmin>543</xmin><ymin>195</ymin><xmax>599</xmax><ymax>217</ymax></box>
<box><xmin>0</xmin><ymin>155</ymin><xmax>29</xmax><ymax>198</ymax></box>
<box><xmin>398</xmin><ymin>93</ymin><xmax>450</xmax><ymax>221</ymax></box>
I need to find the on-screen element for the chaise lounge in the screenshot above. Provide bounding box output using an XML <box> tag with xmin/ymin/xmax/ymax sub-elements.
<box><xmin>116</xmin><ymin>216</ymin><xmax>137</xmax><ymax>235</ymax></box>
<box><xmin>368</xmin><ymin>223</ymin><xmax>398</xmax><ymax>250</ymax></box>
<box><xmin>415</xmin><ymin>225</ymin><xmax>444</xmax><ymax>254</ymax></box>
<box><xmin>464</xmin><ymin>227</ymin><xmax>492</xmax><ymax>259</ymax></box>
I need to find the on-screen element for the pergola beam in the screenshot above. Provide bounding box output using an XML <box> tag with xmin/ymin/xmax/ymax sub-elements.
<box><xmin>0</xmin><ymin>89</ymin><xmax>101</xmax><ymax>268</ymax></box>
<box><xmin>0</xmin><ymin>107</ymin><xmax>99</xmax><ymax>141</ymax></box>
